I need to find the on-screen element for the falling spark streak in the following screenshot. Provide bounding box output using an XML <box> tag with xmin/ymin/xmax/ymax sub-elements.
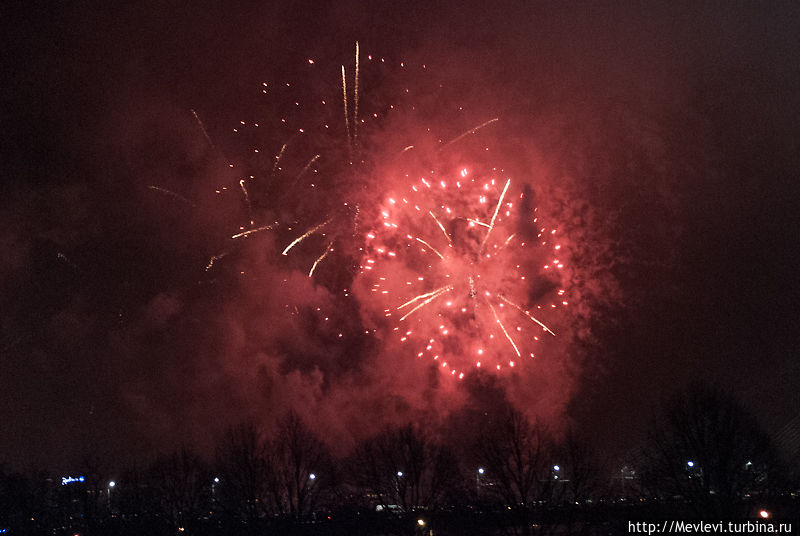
<box><xmin>239</xmin><ymin>179</ymin><xmax>250</xmax><ymax>203</ymax></box>
<box><xmin>190</xmin><ymin>109</ymin><xmax>215</xmax><ymax>149</ymax></box>
<box><xmin>231</xmin><ymin>224</ymin><xmax>276</xmax><ymax>239</ymax></box>
<box><xmin>272</xmin><ymin>143</ymin><xmax>287</xmax><ymax>174</ymax></box>
<box><xmin>487</xmin><ymin>299</ymin><xmax>521</xmax><ymax>357</ymax></box>
<box><xmin>353</xmin><ymin>41</ymin><xmax>359</xmax><ymax>142</ymax></box>
<box><xmin>398</xmin><ymin>285</ymin><xmax>454</xmax><ymax>321</ymax></box>
<box><xmin>282</xmin><ymin>219</ymin><xmax>331</xmax><ymax>255</ymax></box>
<box><xmin>57</xmin><ymin>252</ymin><xmax>77</xmax><ymax>270</ymax></box>
<box><xmin>295</xmin><ymin>154</ymin><xmax>320</xmax><ymax>181</ymax></box>
<box><xmin>308</xmin><ymin>242</ymin><xmax>334</xmax><ymax>277</ymax></box>
<box><xmin>479</xmin><ymin>178</ymin><xmax>511</xmax><ymax>254</ymax></box>
<box><xmin>285</xmin><ymin>154</ymin><xmax>321</xmax><ymax>193</ymax></box>
<box><xmin>205</xmin><ymin>252</ymin><xmax>229</xmax><ymax>271</ymax></box>
<box><xmin>497</xmin><ymin>294</ymin><xmax>556</xmax><ymax>336</ymax></box>
<box><xmin>439</xmin><ymin>118</ymin><xmax>499</xmax><ymax>150</ymax></box>
<box><xmin>239</xmin><ymin>179</ymin><xmax>253</xmax><ymax>222</ymax></box>
<box><xmin>341</xmin><ymin>65</ymin><xmax>352</xmax><ymax>159</ymax></box>
<box><xmin>415</xmin><ymin>237</ymin><xmax>444</xmax><ymax>259</ymax></box>
<box><xmin>147</xmin><ymin>186</ymin><xmax>196</xmax><ymax>207</ymax></box>
<box><xmin>467</xmin><ymin>218</ymin><xmax>491</xmax><ymax>229</ymax></box>
<box><xmin>397</xmin><ymin>285</ymin><xmax>453</xmax><ymax>310</ymax></box>
<box><xmin>428</xmin><ymin>211</ymin><xmax>453</xmax><ymax>244</ymax></box>
<box><xmin>401</xmin><ymin>145</ymin><xmax>415</xmax><ymax>153</ymax></box>
<box><xmin>494</xmin><ymin>233</ymin><xmax>517</xmax><ymax>254</ymax></box>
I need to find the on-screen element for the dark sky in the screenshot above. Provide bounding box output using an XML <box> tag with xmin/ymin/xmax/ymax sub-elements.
<box><xmin>2</xmin><ymin>1</ymin><xmax>799</xmax><ymax>471</ymax></box>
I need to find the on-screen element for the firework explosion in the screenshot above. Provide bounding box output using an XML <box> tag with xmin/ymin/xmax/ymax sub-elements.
<box><xmin>358</xmin><ymin>158</ymin><xmax>568</xmax><ymax>378</ymax></box>
<box><xmin>155</xmin><ymin>43</ymin><xmax>575</xmax><ymax>385</ymax></box>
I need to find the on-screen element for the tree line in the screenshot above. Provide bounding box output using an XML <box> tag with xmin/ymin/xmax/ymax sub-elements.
<box><xmin>1</xmin><ymin>383</ymin><xmax>796</xmax><ymax>535</ymax></box>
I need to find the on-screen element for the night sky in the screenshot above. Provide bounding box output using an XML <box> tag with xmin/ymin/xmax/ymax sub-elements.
<box><xmin>2</xmin><ymin>1</ymin><xmax>799</xmax><ymax>471</ymax></box>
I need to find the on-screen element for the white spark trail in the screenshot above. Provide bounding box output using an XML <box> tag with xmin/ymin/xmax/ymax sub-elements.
<box><xmin>231</xmin><ymin>224</ymin><xmax>276</xmax><ymax>239</ymax></box>
<box><xmin>272</xmin><ymin>143</ymin><xmax>287</xmax><ymax>174</ymax></box>
<box><xmin>487</xmin><ymin>299</ymin><xmax>521</xmax><ymax>357</ymax></box>
<box><xmin>415</xmin><ymin>237</ymin><xmax>445</xmax><ymax>259</ymax></box>
<box><xmin>439</xmin><ymin>118</ymin><xmax>499</xmax><ymax>150</ymax></box>
<box><xmin>479</xmin><ymin>178</ymin><xmax>511</xmax><ymax>254</ymax></box>
<box><xmin>497</xmin><ymin>294</ymin><xmax>556</xmax><ymax>336</ymax></box>
<box><xmin>282</xmin><ymin>219</ymin><xmax>331</xmax><ymax>255</ymax></box>
<box><xmin>353</xmin><ymin>41</ymin><xmax>359</xmax><ymax>142</ymax></box>
<box><xmin>308</xmin><ymin>242</ymin><xmax>334</xmax><ymax>277</ymax></box>
<box><xmin>398</xmin><ymin>285</ymin><xmax>454</xmax><ymax>321</ymax></box>
<box><xmin>428</xmin><ymin>211</ymin><xmax>453</xmax><ymax>244</ymax></box>
<box><xmin>147</xmin><ymin>186</ymin><xmax>196</xmax><ymax>207</ymax></box>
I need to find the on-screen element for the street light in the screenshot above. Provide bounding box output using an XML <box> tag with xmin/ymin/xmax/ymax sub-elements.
<box><xmin>687</xmin><ymin>461</ymin><xmax>694</xmax><ymax>468</ymax></box>
<box><xmin>107</xmin><ymin>481</ymin><xmax>116</xmax><ymax>509</ymax></box>
<box><xmin>397</xmin><ymin>471</ymin><xmax>403</xmax><ymax>477</ymax></box>
<box><xmin>309</xmin><ymin>473</ymin><xmax>316</xmax><ymax>480</ymax></box>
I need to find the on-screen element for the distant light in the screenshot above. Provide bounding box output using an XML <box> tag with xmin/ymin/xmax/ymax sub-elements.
<box><xmin>108</xmin><ymin>481</ymin><xmax>116</xmax><ymax>488</ymax></box>
<box><xmin>760</xmin><ymin>510</ymin><xmax>769</xmax><ymax>519</ymax></box>
<box><xmin>397</xmin><ymin>471</ymin><xmax>403</xmax><ymax>477</ymax></box>
<box><xmin>309</xmin><ymin>473</ymin><xmax>316</xmax><ymax>480</ymax></box>
<box><xmin>214</xmin><ymin>477</ymin><xmax>219</xmax><ymax>483</ymax></box>
<box><xmin>553</xmin><ymin>465</ymin><xmax>560</xmax><ymax>471</ymax></box>
<box><xmin>687</xmin><ymin>461</ymin><xmax>694</xmax><ymax>468</ymax></box>
<box><xmin>478</xmin><ymin>468</ymin><xmax>485</xmax><ymax>474</ymax></box>
<box><xmin>61</xmin><ymin>476</ymin><xmax>85</xmax><ymax>486</ymax></box>
<box><xmin>417</xmin><ymin>519</ymin><xmax>426</xmax><ymax>526</ymax></box>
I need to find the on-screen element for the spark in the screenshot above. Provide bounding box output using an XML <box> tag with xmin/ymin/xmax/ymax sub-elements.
<box><xmin>308</xmin><ymin>243</ymin><xmax>334</xmax><ymax>277</ymax></box>
<box><xmin>285</xmin><ymin>154</ymin><xmax>321</xmax><ymax>193</ymax></box>
<box><xmin>479</xmin><ymin>178</ymin><xmax>511</xmax><ymax>254</ymax></box>
<box><xmin>57</xmin><ymin>252</ymin><xmax>77</xmax><ymax>270</ymax></box>
<box><xmin>342</xmin><ymin>65</ymin><xmax>351</xmax><ymax>159</ymax></box>
<box><xmin>231</xmin><ymin>224</ymin><xmax>276</xmax><ymax>239</ymax></box>
<box><xmin>205</xmin><ymin>252</ymin><xmax>229</xmax><ymax>271</ymax></box>
<box><xmin>147</xmin><ymin>186</ymin><xmax>196</xmax><ymax>207</ymax></box>
<box><xmin>439</xmin><ymin>117</ymin><xmax>499</xmax><ymax>150</ymax></box>
<box><xmin>282</xmin><ymin>219</ymin><xmax>331</xmax><ymax>256</ymax></box>
<box><xmin>414</xmin><ymin>237</ymin><xmax>445</xmax><ymax>259</ymax></box>
<box><xmin>398</xmin><ymin>285</ymin><xmax>454</xmax><ymax>321</ymax></box>
<box><xmin>497</xmin><ymin>294</ymin><xmax>556</xmax><ymax>336</ymax></box>
<box><xmin>354</xmin><ymin>41</ymin><xmax>359</xmax><ymax>142</ymax></box>
<box><xmin>487</xmin><ymin>299</ymin><xmax>521</xmax><ymax>357</ymax></box>
<box><xmin>272</xmin><ymin>143</ymin><xmax>287</xmax><ymax>174</ymax></box>
<box><xmin>190</xmin><ymin>109</ymin><xmax>215</xmax><ymax>149</ymax></box>
<box><xmin>428</xmin><ymin>211</ymin><xmax>453</xmax><ymax>244</ymax></box>
<box><xmin>467</xmin><ymin>218</ymin><xmax>491</xmax><ymax>229</ymax></box>
<box><xmin>239</xmin><ymin>179</ymin><xmax>253</xmax><ymax>221</ymax></box>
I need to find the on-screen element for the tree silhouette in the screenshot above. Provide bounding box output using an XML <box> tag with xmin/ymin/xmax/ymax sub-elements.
<box><xmin>266</xmin><ymin>411</ymin><xmax>331</xmax><ymax>519</ymax></box>
<box><xmin>214</xmin><ymin>423</ymin><xmax>270</xmax><ymax>528</ymax></box>
<box><xmin>148</xmin><ymin>447</ymin><xmax>209</xmax><ymax>530</ymax></box>
<box><xmin>350</xmin><ymin>424</ymin><xmax>461</xmax><ymax>517</ymax></box>
<box><xmin>640</xmin><ymin>382</ymin><xmax>780</xmax><ymax>518</ymax></box>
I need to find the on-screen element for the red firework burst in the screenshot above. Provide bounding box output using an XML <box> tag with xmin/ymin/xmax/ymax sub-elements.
<box><xmin>359</xmin><ymin>164</ymin><xmax>568</xmax><ymax>378</ymax></box>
